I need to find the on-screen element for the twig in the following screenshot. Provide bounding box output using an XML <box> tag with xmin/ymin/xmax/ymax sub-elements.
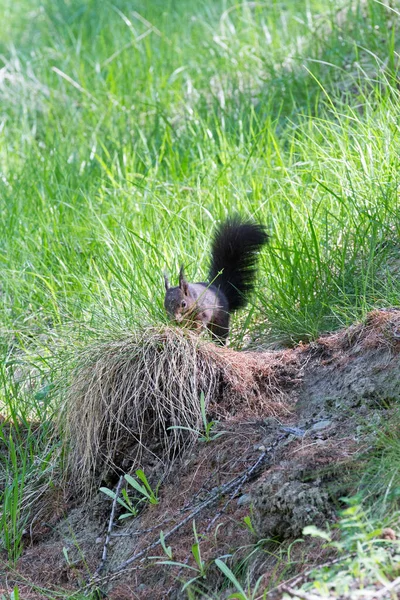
<box><xmin>281</xmin><ymin>586</ymin><xmax>335</xmax><ymax>600</ymax></box>
<box><xmin>111</xmin><ymin>517</ymin><xmax>174</xmax><ymax>538</ymax></box>
<box><xmin>263</xmin><ymin>555</ymin><xmax>348</xmax><ymax>599</ymax></box>
<box><xmin>112</xmin><ymin>430</ymin><xmax>289</xmax><ymax>572</ymax></box>
<box><xmin>83</xmin><ymin>426</ymin><xmax>301</xmax><ymax>594</ymax></box>
<box><xmin>95</xmin><ymin>475</ymin><xmax>124</xmax><ymax>575</ymax></box>
<box><xmin>281</xmin><ymin>575</ymin><xmax>400</xmax><ymax>600</ymax></box>
<box><xmin>110</xmin><ymin>484</ymin><xmax>221</xmax><ymax>538</ymax></box>
<box><xmin>111</xmin><ymin>475</ymin><xmax>242</xmax><ymax>572</ymax></box>
<box><xmin>83</xmin><ymin>482</ymin><xmax>238</xmax><ymax>593</ymax></box>
<box><xmin>114</xmin><ymin>447</ymin><xmax>276</xmax><ymax>571</ymax></box>
<box><xmin>206</xmin><ymin>430</ymin><xmax>291</xmax><ymax>533</ymax></box>
<box><xmin>370</xmin><ymin>576</ymin><xmax>400</xmax><ymax>598</ymax></box>
<box><xmin>174</xmin><ymin>430</ymin><xmax>292</xmax><ymax>597</ymax></box>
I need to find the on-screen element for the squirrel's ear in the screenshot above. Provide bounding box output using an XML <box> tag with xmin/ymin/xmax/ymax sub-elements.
<box><xmin>179</xmin><ymin>265</ymin><xmax>189</xmax><ymax>295</ymax></box>
<box><xmin>164</xmin><ymin>273</ymin><xmax>170</xmax><ymax>291</ymax></box>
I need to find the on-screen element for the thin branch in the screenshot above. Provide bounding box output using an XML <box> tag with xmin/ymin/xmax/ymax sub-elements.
<box><xmin>282</xmin><ymin>586</ymin><xmax>335</xmax><ymax>600</ymax></box>
<box><xmin>111</xmin><ymin>474</ymin><xmax>242</xmax><ymax>572</ymax></box>
<box><xmin>84</xmin><ymin>453</ymin><xmax>271</xmax><ymax>590</ymax></box>
<box><xmin>369</xmin><ymin>576</ymin><xmax>400</xmax><ymax>598</ymax></box>
<box><xmin>95</xmin><ymin>475</ymin><xmax>124</xmax><ymax>575</ymax></box>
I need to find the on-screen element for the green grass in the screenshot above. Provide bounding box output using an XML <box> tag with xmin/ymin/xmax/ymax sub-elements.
<box><xmin>360</xmin><ymin>407</ymin><xmax>400</xmax><ymax>516</ymax></box>
<box><xmin>285</xmin><ymin>498</ymin><xmax>400</xmax><ymax>599</ymax></box>
<box><xmin>0</xmin><ymin>0</ymin><xmax>399</xmax><ymax>347</ymax></box>
<box><xmin>0</xmin><ymin>0</ymin><xmax>400</xmax><ymax>592</ymax></box>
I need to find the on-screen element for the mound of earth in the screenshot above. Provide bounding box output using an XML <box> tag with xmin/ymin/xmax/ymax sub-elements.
<box><xmin>3</xmin><ymin>309</ymin><xmax>400</xmax><ymax>599</ymax></box>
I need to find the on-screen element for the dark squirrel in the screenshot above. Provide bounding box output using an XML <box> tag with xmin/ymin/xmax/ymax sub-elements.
<box><xmin>164</xmin><ymin>217</ymin><xmax>268</xmax><ymax>344</ymax></box>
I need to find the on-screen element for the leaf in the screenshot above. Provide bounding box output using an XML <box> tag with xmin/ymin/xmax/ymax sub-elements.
<box><xmin>136</xmin><ymin>469</ymin><xmax>151</xmax><ymax>488</ymax></box>
<box><xmin>182</xmin><ymin>575</ymin><xmax>202</xmax><ymax>591</ymax></box>
<box><xmin>154</xmin><ymin>560</ymin><xmax>198</xmax><ymax>571</ymax></box>
<box><xmin>100</xmin><ymin>486</ymin><xmax>136</xmax><ymax>513</ymax></box>
<box><xmin>168</xmin><ymin>425</ymin><xmax>197</xmax><ymax>433</ymax></box>
<box><xmin>215</xmin><ymin>559</ymin><xmax>247</xmax><ymax>596</ymax></box>
<box><xmin>205</xmin><ymin>420</ymin><xmax>216</xmax><ymax>431</ymax></box>
<box><xmin>302</xmin><ymin>525</ymin><xmax>332</xmax><ymax>542</ymax></box>
<box><xmin>62</xmin><ymin>547</ymin><xmax>70</xmax><ymax>565</ymax></box>
<box><xmin>210</xmin><ymin>431</ymin><xmax>227</xmax><ymax>440</ymax></box>
<box><xmin>121</xmin><ymin>488</ymin><xmax>132</xmax><ymax>505</ymax></box>
<box><xmin>160</xmin><ymin>530</ymin><xmax>173</xmax><ymax>559</ymax></box>
<box><xmin>243</xmin><ymin>515</ymin><xmax>255</xmax><ymax>534</ymax></box>
<box><xmin>99</xmin><ymin>487</ymin><xmax>117</xmax><ymax>501</ymax></box>
<box><xmin>34</xmin><ymin>383</ymin><xmax>54</xmax><ymax>402</ymax></box>
<box><xmin>191</xmin><ymin>543</ymin><xmax>201</xmax><ymax>569</ymax></box>
<box><xmin>365</xmin><ymin>529</ymin><xmax>384</xmax><ymax>540</ymax></box>
<box><xmin>124</xmin><ymin>473</ymin><xmax>149</xmax><ymax>499</ymax></box>
<box><xmin>118</xmin><ymin>499</ymin><xmax>136</xmax><ymax>512</ymax></box>
<box><xmin>135</xmin><ymin>469</ymin><xmax>158</xmax><ymax>502</ymax></box>
<box><xmin>199</xmin><ymin>390</ymin><xmax>206</xmax><ymax>418</ymax></box>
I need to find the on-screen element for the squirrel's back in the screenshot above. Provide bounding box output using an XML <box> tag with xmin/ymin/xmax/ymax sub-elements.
<box><xmin>208</xmin><ymin>217</ymin><xmax>268</xmax><ymax>312</ymax></box>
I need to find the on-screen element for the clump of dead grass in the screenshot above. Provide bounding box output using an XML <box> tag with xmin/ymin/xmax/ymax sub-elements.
<box><xmin>319</xmin><ymin>309</ymin><xmax>400</xmax><ymax>352</ymax></box>
<box><xmin>61</xmin><ymin>326</ymin><xmax>292</xmax><ymax>496</ymax></box>
<box><xmin>61</xmin><ymin>327</ymin><xmax>223</xmax><ymax>495</ymax></box>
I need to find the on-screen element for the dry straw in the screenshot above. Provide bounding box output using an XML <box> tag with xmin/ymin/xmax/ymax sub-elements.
<box><xmin>61</xmin><ymin>327</ymin><xmax>225</xmax><ymax>495</ymax></box>
<box><xmin>61</xmin><ymin>324</ymin><xmax>290</xmax><ymax>496</ymax></box>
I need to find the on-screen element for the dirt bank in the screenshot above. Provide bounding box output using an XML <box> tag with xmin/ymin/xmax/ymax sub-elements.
<box><xmin>4</xmin><ymin>309</ymin><xmax>400</xmax><ymax>599</ymax></box>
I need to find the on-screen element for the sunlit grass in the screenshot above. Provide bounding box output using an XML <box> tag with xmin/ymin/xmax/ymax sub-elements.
<box><xmin>0</xmin><ymin>0</ymin><xmax>399</xmax><ymax>581</ymax></box>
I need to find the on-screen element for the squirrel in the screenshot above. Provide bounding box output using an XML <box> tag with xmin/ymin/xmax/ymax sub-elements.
<box><xmin>163</xmin><ymin>217</ymin><xmax>268</xmax><ymax>345</ymax></box>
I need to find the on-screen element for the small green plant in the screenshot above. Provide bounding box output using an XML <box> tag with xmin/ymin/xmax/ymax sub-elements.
<box><xmin>242</xmin><ymin>515</ymin><xmax>256</xmax><ymax>536</ymax></box>
<box><xmin>1</xmin><ymin>586</ymin><xmax>20</xmax><ymax>600</ymax></box>
<box><xmin>304</xmin><ymin>496</ymin><xmax>384</xmax><ymax>552</ymax></box>
<box><xmin>159</xmin><ymin>529</ymin><xmax>173</xmax><ymax>560</ymax></box>
<box><xmin>153</xmin><ymin>520</ymin><xmax>208</xmax><ymax>591</ymax></box>
<box><xmin>299</xmin><ymin>497</ymin><xmax>400</xmax><ymax>598</ymax></box>
<box><xmin>169</xmin><ymin>391</ymin><xmax>227</xmax><ymax>443</ymax></box>
<box><xmin>119</xmin><ymin>488</ymin><xmax>140</xmax><ymax>518</ymax></box>
<box><xmin>125</xmin><ymin>470</ymin><xmax>160</xmax><ymax>505</ymax></box>
<box><xmin>62</xmin><ymin>546</ymin><xmax>71</xmax><ymax>565</ymax></box>
<box><xmin>100</xmin><ymin>469</ymin><xmax>159</xmax><ymax>519</ymax></box>
<box><xmin>0</xmin><ymin>431</ymin><xmax>28</xmax><ymax>562</ymax></box>
<box><xmin>215</xmin><ymin>558</ymin><xmax>264</xmax><ymax>600</ymax></box>
<box><xmin>99</xmin><ymin>485</ymin><xmax>139</xmax><ymax>519</ymax></box>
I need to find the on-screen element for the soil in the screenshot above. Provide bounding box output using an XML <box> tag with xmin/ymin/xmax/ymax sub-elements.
<box><xmin>2</xmin><ymin>309</ymin><xmax>400</xmax><ymax>599</ymax></box>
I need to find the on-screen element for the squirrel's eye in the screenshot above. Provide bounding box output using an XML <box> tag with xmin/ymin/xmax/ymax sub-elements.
<box><xmin>181</xmin><ymin>300</ymin><xmax>187</xmax><ymax>308</ymax></box>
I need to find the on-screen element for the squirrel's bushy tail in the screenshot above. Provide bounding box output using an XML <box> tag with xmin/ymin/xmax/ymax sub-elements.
<box><xmin>208</xmin><ymin>217</ymin><xmax>268</xmax><ymax>312</ymax></box>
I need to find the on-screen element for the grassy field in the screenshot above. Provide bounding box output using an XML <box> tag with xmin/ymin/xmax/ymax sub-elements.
<box><xmin>0</xmin><ymin>0</ymin><xmax>400</xmax><ymax>595</ymax></box>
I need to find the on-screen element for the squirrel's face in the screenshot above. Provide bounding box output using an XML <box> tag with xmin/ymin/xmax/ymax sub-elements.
<box><xmin>164</xmin><ymin>287</ymin><xmax>195</xmax><ymax>322</ymax></box>
<box><xmin>164</xmin><ymin>267</ymin><xmax>196</xmax><ymax>324</ymax></box>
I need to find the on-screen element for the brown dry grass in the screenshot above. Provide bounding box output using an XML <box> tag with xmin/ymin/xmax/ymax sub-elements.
<box><xmin>62</xmin><ymin>327</ymin><xmax>218</xmax><ymax>495</ymax></box>
<box><xmin>61</xmin><ymin>326</ymin><xmax>290</xmax><ymax>496</ymax></box>
<box><xmin>317</xmin><ymin>308</ymin><xmax>400</xmax><ymax>353</ymax></box>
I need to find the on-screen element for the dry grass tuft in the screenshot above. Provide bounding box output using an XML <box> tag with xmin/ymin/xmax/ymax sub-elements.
<box><xmin>318</xmin><ymin>308</ymin><xmax>400</xmax><ymax>353</ymax></box>
<box><xmin>61</xmin><ymin>327</ymin><xmax>222</xmax><ymax>495</ymax></box>
<box><xmin>61</xmin><ymin>326</ymin><xmax>291</xmax><ymax>496</ymax></box>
